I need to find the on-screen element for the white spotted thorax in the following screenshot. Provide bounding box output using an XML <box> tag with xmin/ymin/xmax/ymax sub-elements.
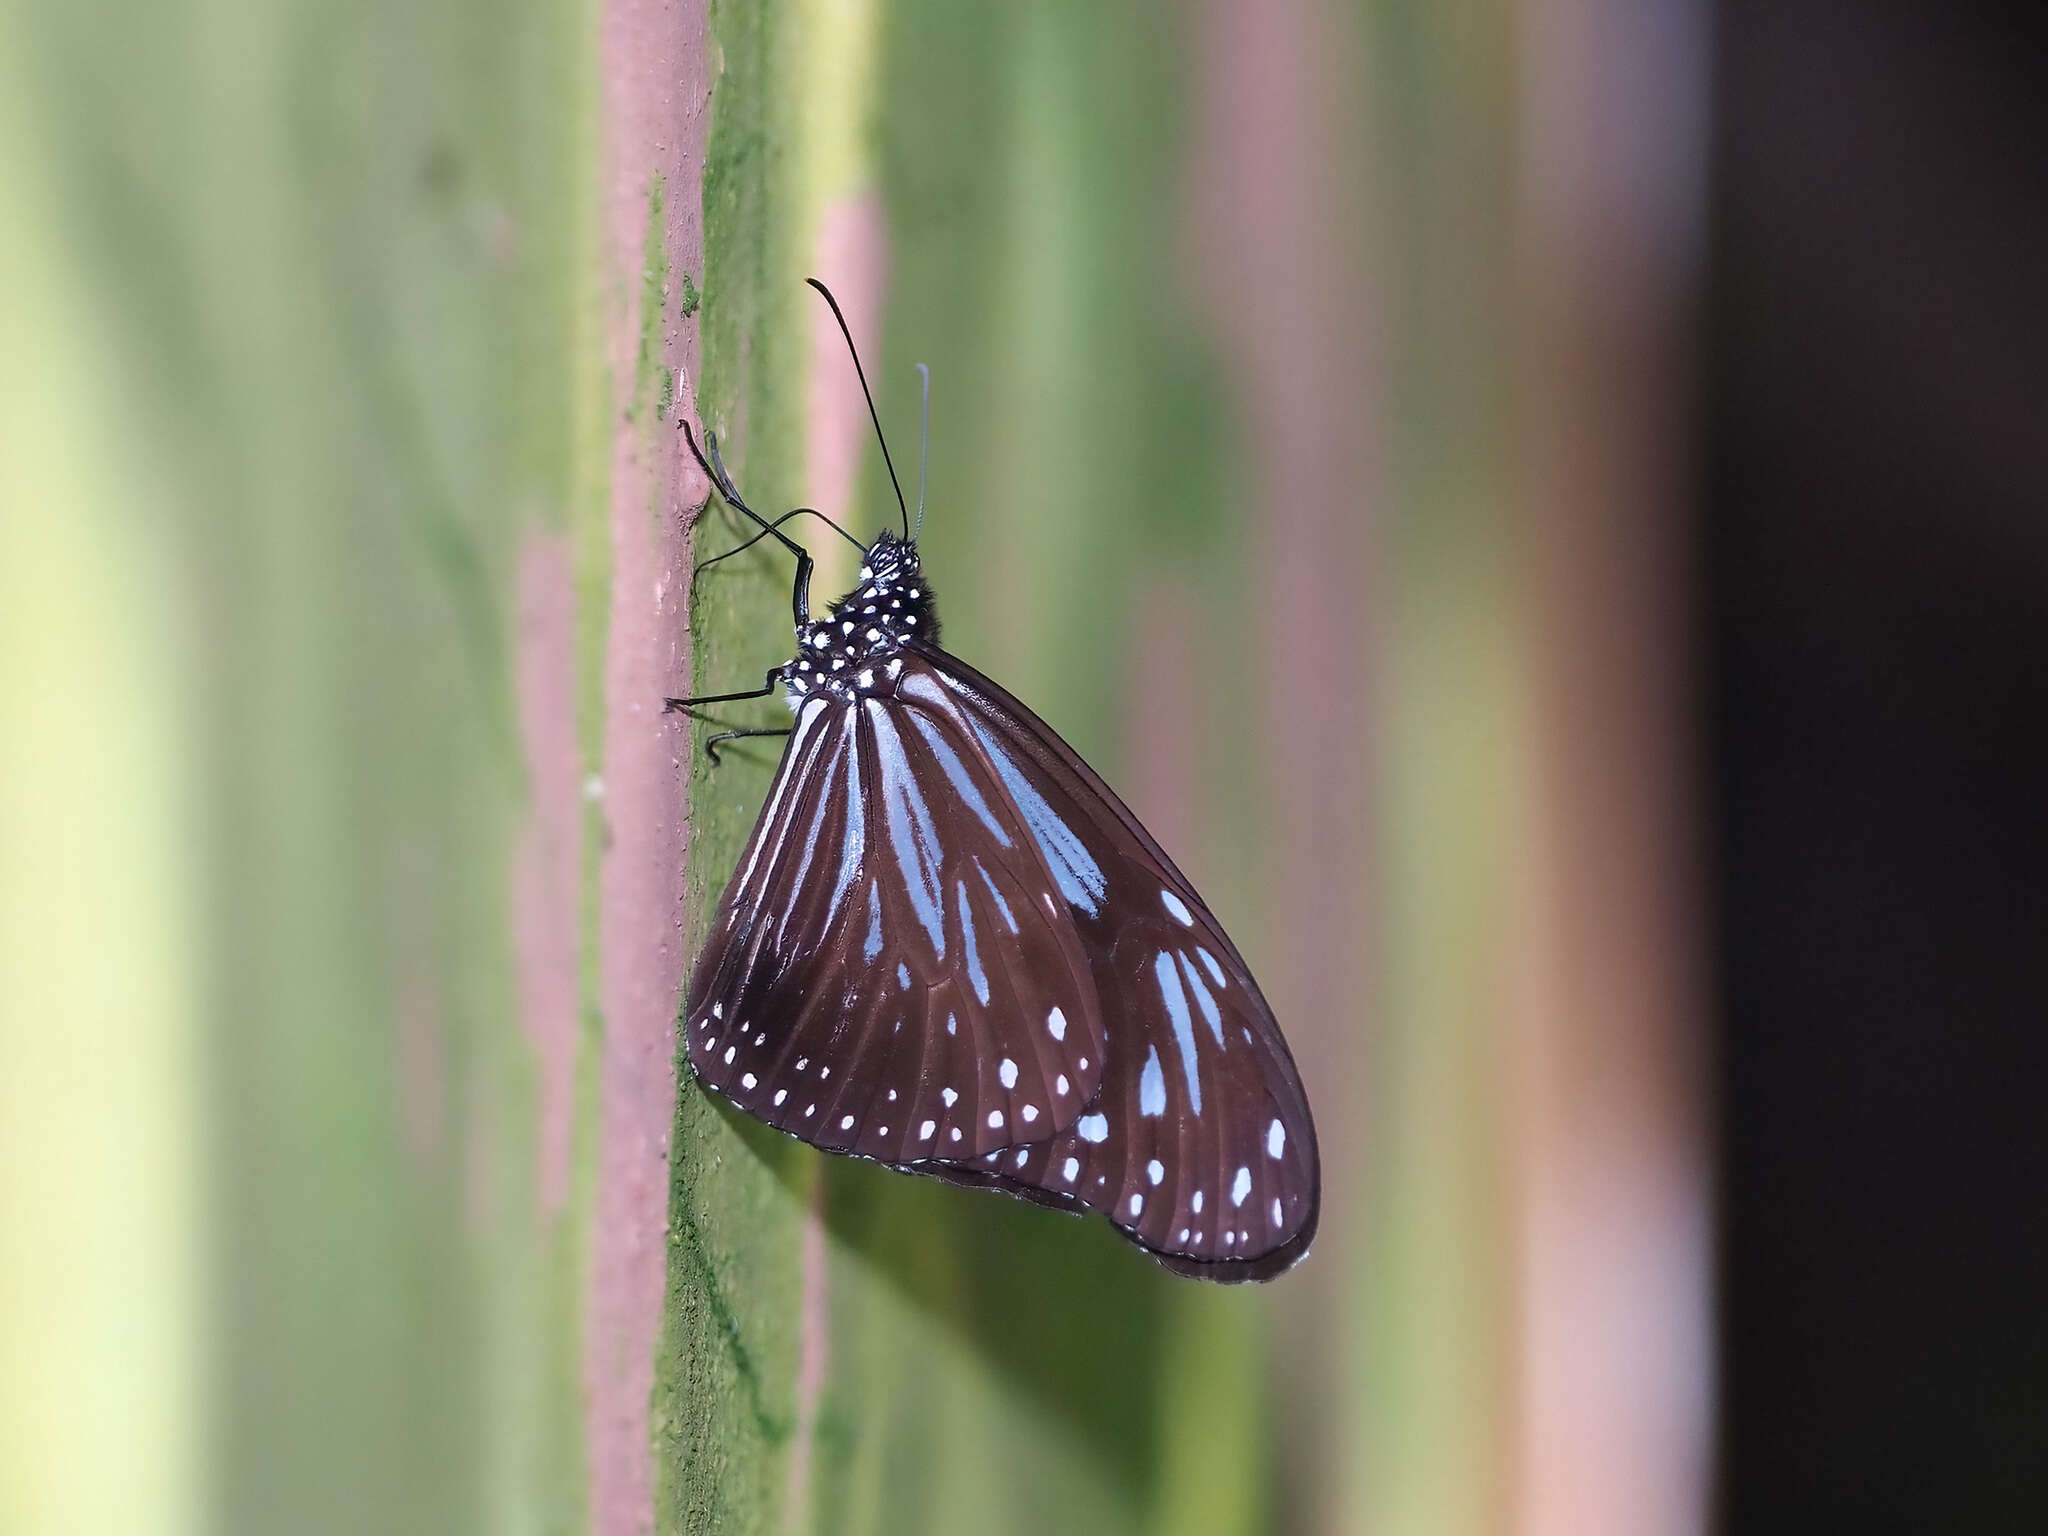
<box><xmin>783</xmin><ymin>530</ymin><xmax>937</xmax><ymax>709</ymax></box>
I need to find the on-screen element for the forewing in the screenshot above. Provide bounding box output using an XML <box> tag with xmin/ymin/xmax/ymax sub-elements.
<box><xmin>891</xmin><ymin>649</ymin><xmax>1321</xmax><ymax>1280</ymax></box>
<box><xmin>686</xmin><ymin>692</ymin><xmax>1109</xmax><ymax>1164</ymax></box>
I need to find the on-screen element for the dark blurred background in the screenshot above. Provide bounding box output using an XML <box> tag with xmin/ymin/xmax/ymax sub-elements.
<box><xmin>1710</xmin><ymin>1</ymin><xmax>2048</xmax><ymax>1527</ymax></box>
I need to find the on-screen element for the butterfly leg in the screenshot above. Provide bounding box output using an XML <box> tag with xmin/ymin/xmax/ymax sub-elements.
<box><xmin>696</xmin><ymin>508</ymin><xmax>863</xmax><ymax>574</ymax></box>
<box><xmin>663</xmin><ymin>667</ymin><xmax>785</xmax><ymax>714</ymax></box>
<box><xmin>681</xmin><ymin>420</ymin><xmax>814</xmax><ymax>628</ymax></box>
<box><xmin>703</xmin><ymin>726</ymin><xmax>792</xmax><ymax>765</ymax></box>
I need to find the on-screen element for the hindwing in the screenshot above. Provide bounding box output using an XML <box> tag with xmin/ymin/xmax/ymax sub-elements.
<box><xmin>886</xmin><ymin>648</ymin><xmax>1321</xmax><ymax>1279</ymax></box>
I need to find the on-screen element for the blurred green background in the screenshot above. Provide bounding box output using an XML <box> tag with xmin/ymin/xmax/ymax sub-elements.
<box><xmin>2</xmin><ymin>0</ymin><xmax>1714</xmax><ymax>1533</ymax></box>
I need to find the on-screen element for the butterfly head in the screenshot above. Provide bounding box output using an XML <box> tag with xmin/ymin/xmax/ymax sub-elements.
<box><xmin>782</xmin><ymin>532</ymin><xmax>940</xmax><ymax>706</ymax></box>
<box><xmin>862</xmin><ymin>529</ymin><xmax>920</xmax><ymax>586</ymax></box>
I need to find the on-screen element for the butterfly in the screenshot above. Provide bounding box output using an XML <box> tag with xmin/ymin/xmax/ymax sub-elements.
<box><xmin>667</xmin><ymin>281</ymin><xmax>1319</xmax><ymax>1281</ymax></box>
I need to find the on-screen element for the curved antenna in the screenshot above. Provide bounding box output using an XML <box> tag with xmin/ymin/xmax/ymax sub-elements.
<box><xmin>805</xmin><ymin>277</ymin><xmax>909</xmax><ymax>539</ymax></box>
<box><xmin>913</xmin><ymin>363</ymin><xmax>931</xmax><ymax>543</ymax></box>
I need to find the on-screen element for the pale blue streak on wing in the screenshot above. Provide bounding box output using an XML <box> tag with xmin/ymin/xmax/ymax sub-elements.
<box><xmin>737</xmin><ymin>698</ymin><xmax>826</xmax><ymax>895</ymax></box>
<box><xmin>863</xmin><ymin>881</ymin><xmax>883</xmax><ymax>963</ymax></box>
<box><xmin>960</xmin><ymin>714</ymin><xmax>1107</xmax><ymax>915</ymax></box>
<box><xmin>865</xmin><ymin>700</ymin><xmax>946</xmax><ymax>958</ymax></box>
<box><xmin>1153</xmin><ymin>950</ymin><xmax>1203</xmax><ymax>1114</ymax></box>
<box><xmin>907</xmin><ymin>711</ymin><xmax>1012</xmax><ymax>847</ymax></box>
<box><xmin>775</xmin><ymin>736</ymin><xmax>842</xmax><ymax>949</ymax></box>
<box><xmin>972</xmin><ymin>857</ymin><xmax>1019</xmax><ymax>933</ymax></box>
<box><xmin>1139</xmin><ymin>1044</ymin><xmax>1168</xmax><ymax>1117</ymax></box>
<box><xmin>956</xmin><ymin>880</ymin><xmax>990</xmax><ymax>1004</ymax></box>
<box><xmin>831</xmin><ymin>710</ymin><xmax>864</xmax><ymax>916</ymax></box>
<box><xmin>1176</xmin><ymin>951</ymin><xmax>1223</xmax><ymax>1046</ymax></box>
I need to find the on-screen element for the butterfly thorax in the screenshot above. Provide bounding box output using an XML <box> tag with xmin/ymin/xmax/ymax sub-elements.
<box><xmin>784</xmin><ymin>531</ymin><xmax>940</xmax><ymax>707</ymax></box>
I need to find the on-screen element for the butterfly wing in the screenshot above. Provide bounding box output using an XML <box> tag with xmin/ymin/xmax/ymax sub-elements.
<box><xmin>886</xmin><ymin>648</ymin><xmax>1321</xmax><ymax>1281</ymax></box>
<box><xmin>686</xmin><ymin>692</ymin><xmax>1111</xmax><ymax>1163</ymax></box>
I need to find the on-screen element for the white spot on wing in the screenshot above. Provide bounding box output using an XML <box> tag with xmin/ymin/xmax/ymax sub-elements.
<box><xmin>741</xmin><ymin>1073</ymin><xmax>756</xmax><ymax>1090</ymax></box>
<box><xmin>1268</xmin><ymin>1119</ymin><xmax>1286</xmax><ymax>1159</ymax></box>
<box><xmin>841</xmin><ymin>1115</ymin><xmax>854</xmax><ymax>1130</ymax></box>
<box><xmin>1192</xmin><ymin>1190</ymin><xmax>1204</xmax><ymax>1214</ymax></box>
<box><xmin>1231</xmin><ymin>1166</ymin><xmax>1251</xmax><ymax>1207</ymax></box>
<box><xmin>1129</xmin><ymin>1194</ymin><xmax>1144</xmax><ymax>1217</ymax></box>
<box><xmin>1062</xmin><ymin>1157</ymin><xmax>1080</xmax><ymax>1183</ymax></box>
<box><xmin>988</xmin><ymin>1110</ymin><xmax>1004</xmax><ymax>1129</ymax></box>
<box><xmin>941</xmin><ymin>1087</ymin><xmax>958</xmax><ymax>1107</ymax></box>
<box><xmin>1077</xmin><ymin>1114</ymin><xmax>1108</xmax><ymax>1143</ymax></box>
<box><xmin>919</xmin><ymin>1120</ymin><xmax>935</xmax><ymax>1140</ymax></box>
<box><xmin>1161</xmin><ymin>888</ymin><xmax>1194</xmax><ymax>925</ymax></box>
<box><xmin>1046</xmin><ymin>1006</ymin><xmax>1067</xmax><ymax>1041</ymax></box>
<box><xmin>998</xmin><ymin>1057</ymin><xmax>1018</xmax><ymax>1089</ymax></box>
<box><xmin>1147</xmin><ymin>1159</ymin><xmax>1164</xmax><ymax>1185</ymax></box>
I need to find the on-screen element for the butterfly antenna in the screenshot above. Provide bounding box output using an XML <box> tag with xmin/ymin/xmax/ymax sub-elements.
<box><xmin>805</xmin><ymin>277</ymin><xmax>910</xmax><ymax>540</ymax></box>
<box><xmin>913</xmin><ymin>363</ymin><xmax>930</xmax><ymax>543</ymax></box>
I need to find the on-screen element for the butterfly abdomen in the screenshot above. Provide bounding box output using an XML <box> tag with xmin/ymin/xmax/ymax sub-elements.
<box><xmin>784</xmin><ymin>530</ymin><xmax>940</xmax><ymax>707</ymax></box>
